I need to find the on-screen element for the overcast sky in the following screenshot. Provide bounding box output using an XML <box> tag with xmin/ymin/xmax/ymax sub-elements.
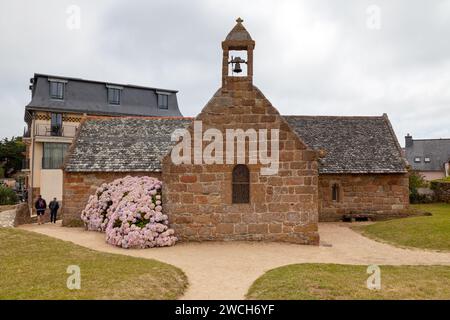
<box><xmin>1</xmin><ymin>0</ymin><xmax>449</xmax><ymax>146</ymax></box>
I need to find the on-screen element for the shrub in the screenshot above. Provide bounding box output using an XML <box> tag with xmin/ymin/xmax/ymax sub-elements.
<box><xmin>409</xmin><ymin>171</ymin><xmax>430</xmax><ymax>203</ymax></box>
<box><xmin>430</xmin><ymin>177</ymin><xmax>450</xmax><ymax>185</ymax></box>
<box><xmin>81</xmin><ymin>176</ymin><xmax>176</xmax><ymax>249</ymax></box>
<box><xmin>0</xmin><ymin>185</ymin><xmax>18</xmax><ymax>205</ymax></box>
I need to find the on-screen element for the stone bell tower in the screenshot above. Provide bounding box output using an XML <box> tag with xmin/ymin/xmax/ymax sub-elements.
<box><xmin>163</xmin><ymin>18</ymin><xmax>320</xmax><ymax>246</ymax></box>
<box><xmin>221</xmin><ymin>18</ymin><xmax>255</xmax><ymax>89</ymax></box>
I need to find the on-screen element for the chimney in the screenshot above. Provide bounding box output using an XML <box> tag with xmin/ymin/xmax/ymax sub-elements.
<box><xmin>405</xmin><ymin>134</ymin><xmax>413</xmax><ymax>148</ymax></box>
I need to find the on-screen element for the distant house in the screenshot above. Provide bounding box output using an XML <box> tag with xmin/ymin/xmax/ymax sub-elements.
<box><xmin>22</xmin><ymin>73</ymin><xmax>182</xmax><ymax>214</ymax></box>
<box><xmin>404</xmin><ymin>134</ymin><xmax>450</xmax><ymax>180</ymax></box>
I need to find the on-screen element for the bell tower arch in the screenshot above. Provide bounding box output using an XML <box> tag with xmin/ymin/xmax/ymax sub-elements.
<box><xmin>221</xmin><ymin>18</ymin><xmax>255</xmax><ymax>89</ymax></box>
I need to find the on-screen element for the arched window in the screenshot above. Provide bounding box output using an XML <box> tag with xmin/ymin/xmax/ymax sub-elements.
<box><xmin>332</xmin><ymin>183</ymin><xmax>340</xmax><ymax>202</ymax></box>
<box><xmin>232</xmin><ymin>165</ymin><xmax>250</xmax><ymax>204</ymax></box>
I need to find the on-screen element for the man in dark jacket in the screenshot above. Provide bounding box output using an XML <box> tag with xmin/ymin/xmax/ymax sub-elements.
<box><xmin>34</xmin><ymin>195</ymin><xmax>47</xmax><ymax>225</ymax></box>
<box><xmin>49</xmin><ymin>198</ymin><xmax>60</xmax><ymax>224</ymax></box>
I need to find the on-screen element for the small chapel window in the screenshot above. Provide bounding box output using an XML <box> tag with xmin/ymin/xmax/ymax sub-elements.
<box><xmin>332</xmin><ymin>183</ymin><xmax>340</xmax><ymax>202</ymax></box>
<box><xmin>232</xmin><ymin>165</ymin><xmax>250</xmax><ymax>204</ymax></box>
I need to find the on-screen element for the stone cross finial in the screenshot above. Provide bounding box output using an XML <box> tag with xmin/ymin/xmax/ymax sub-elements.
<box><xmin>236</xmin><ymin>17</ymin><xmax>243</xmax><ymax>23</ymax></box>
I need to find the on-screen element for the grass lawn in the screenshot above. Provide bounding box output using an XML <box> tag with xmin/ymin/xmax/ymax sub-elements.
<box><xmin>0</xmin><ymin>228</ymin><xmax>188</xmax><ymax>299</ymax></box>
<box><xmin>247</xmin><ymin>263</ymin><xmax>450</xmax><ymax>300</ymax></box>
<box><xmin>354</xmin><ymin>203</ymin><xmax>450</xmax><ymax>251</ymax></box>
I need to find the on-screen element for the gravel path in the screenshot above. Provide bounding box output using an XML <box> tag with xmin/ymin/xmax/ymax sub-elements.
<box><xmin>0</xmin><ymin>210</ymin><xmax>15</xmax><ymax>227</ymax></box>
<box><xmin>19</xmin><ymin>222</ymin><xmax>450</xmax><ymax>300</ymax></box>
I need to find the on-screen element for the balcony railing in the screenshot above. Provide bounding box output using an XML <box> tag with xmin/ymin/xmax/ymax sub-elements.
<box><xmin>34</xmin><ymin>123</ymin><xmax>78</xmax><ymax>138</ymax></box>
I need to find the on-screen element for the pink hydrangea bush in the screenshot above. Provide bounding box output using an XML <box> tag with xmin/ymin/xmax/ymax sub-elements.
<box><xmin>81</xmin><ymin>182</ymin><xmax>116</xmax><ymax>232</ymax></box>
<box><xmin>81</xmin><ymin>176</ymin><xmax>177</xmax><ymax>249</ymax></box>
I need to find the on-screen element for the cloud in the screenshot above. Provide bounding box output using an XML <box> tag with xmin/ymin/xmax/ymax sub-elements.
<box><xmin>0</xmin><ymin>0</ymin><xmax>449</xmax><ymax>146</ymax></box>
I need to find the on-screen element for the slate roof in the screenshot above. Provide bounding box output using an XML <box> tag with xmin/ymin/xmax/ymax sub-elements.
<box><xmin>25</xmin><ymin>74</ymin><xmax>182</xmax><ymax>119</ymax></box>
<box><xmin>405</xmin><ymin>138</ymin><xmax>450</xmax><ymax>172</ymax></box>
<box><xmin>65</xmin><ymin>115</ymin><xmax>407</xmax><ymax>174</ymax></box>
<box><xmin>285</xmin><ymin>115</ymin><xmax>407</xmax><ymax>174</ymax></box>
<box><xmin>64</xmin><ymin>117</ymin><xmax>192</xmax><ymax>172</ymax></box>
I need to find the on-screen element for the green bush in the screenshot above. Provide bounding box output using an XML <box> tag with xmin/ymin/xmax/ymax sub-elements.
<box><xmin>0</xmin><ymin>185</ymin><xmax>18</xmax><ymax>205</ymax></box>
<box><xmin>430</xmin><ymin>181</ymin><xmax>438</xmax><ymax>190</ymax></box>
<box><xmin>430</xmin><ymin>179</ymin><xmax>450</xmax><ymax>194</ymax></box>
<box><xmin>409</xmin><ymin>171</ymin><xmax>430</xmax><ymax>204</ymax></box>
<box><xmin>431</xmin><ymin>177</ymin><xmax>450</xmax><ymax>185</ymax></box>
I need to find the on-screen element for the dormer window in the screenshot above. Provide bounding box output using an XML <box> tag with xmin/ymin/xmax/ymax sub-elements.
<box><xmin>424</xmin><ymin>157</ymin><xmax>431</xmax><ymax>163</ymax></box>
<box><xmin>157</xmin><ymin>92</ymin><xmax>169</xmax><ymax>109</ymax></box>
<box><xmin>107</xmin><ymin>85</ymin><xmax>122</xmax><ymax>105</ymax></box>
<box><xmin>49</xmin><ymin>79</ymin><xmax>66</xmax><ymax>100</ymax></box>
<box><xmin>414</xmin><ymin>157</ymin><xmax>421</xmax><ymax>163</ymax></box>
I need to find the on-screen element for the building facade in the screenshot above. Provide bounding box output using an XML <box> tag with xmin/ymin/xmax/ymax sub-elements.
<box><xmin>62</xmin><ymin>19</ymin><xmax>409</xmax><ymax>243</ymax></box>
<box><xmin>22</xmin><ymin>73</ymin><xmax>182</xmax><ymax>213</ymax></box>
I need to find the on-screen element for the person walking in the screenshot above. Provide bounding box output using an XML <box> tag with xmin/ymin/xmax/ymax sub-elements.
<box><xmin>34</xmin><ymin>195</ymin><xmax>47</xmax><ymax>225</ymax></box>
<box><xmin>49</xmin><ymin>198</ymin><xmax>60</xmax><ymax>223</ymax></box>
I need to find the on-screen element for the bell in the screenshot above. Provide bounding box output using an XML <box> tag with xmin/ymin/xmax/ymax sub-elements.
<box><xmin>230</xmin><ymin>56</ymin><xmax>245</xmax><ymax>74</ymax></box>
<box><xmin>233</xmin><ymin>62</ymin><xmax>242</xmax><ymax>73</ymax></box>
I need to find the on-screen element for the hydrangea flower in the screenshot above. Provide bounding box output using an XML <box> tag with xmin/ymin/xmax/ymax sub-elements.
<box><xmin>81</xmin><ymin>176</ymin><xmax>177</xmax><ymax>249</ymax></box>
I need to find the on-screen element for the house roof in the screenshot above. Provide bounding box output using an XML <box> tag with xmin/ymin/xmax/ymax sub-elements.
<box><xmin>405</xmin><ymin>138</ymin><xmax>450</xmax><ymax>172</ymax></box>
<box><xmin>25</xmin><ymin>73</ymin><xmax>182</xmax><ymax>120</ymax></box>
<box><xmin>65</xmin><ymin>114</ymin><xmax>407</xmax><ymax>174</ymax></box>
<box><xmin>285</xmin><ymin>115</ymin><xmax>407</xmax><ymax>174</ymax></box>
<box><xmin>64</xmin><ymin>117</ymin><xmax>192</xmax><ymax>172</ymax></box>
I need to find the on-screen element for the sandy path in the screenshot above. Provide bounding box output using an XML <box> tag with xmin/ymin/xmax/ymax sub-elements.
<box><xmin>19</xmin><ymin>222</ymin><xmax>450</xmax><ymax>300</ymax></box>
<box><xmin>0</xmin><ymin>210</ymin><xmax>16</xmax><ymax>227</ymax></box>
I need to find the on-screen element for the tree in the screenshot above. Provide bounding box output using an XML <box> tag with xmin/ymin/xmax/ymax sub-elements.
<box><xmin>0</xmin><ymin>185</ymin><xmax>18</xmax><ymax>205</ymax></box>
<box><xmin>409</xmin><ymin>171</ymin><xmax>429</xmax><ymax>203</ymax></box>
<box><xmin>0</xmin><ymin>137</ymin><xmax>26</xmax><ymax>178</ymax></box>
